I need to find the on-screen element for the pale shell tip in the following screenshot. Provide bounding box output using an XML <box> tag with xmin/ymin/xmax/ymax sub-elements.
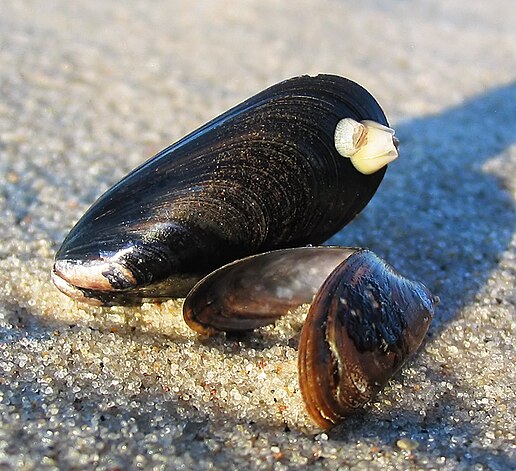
<box><xmin>334</xmin><ymin>118</ymin><xmax>399</xmax><ymax>175</ymax></box>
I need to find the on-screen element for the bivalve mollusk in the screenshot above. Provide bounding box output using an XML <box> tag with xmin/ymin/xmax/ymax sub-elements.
<box><xmin>52</xmin><ymin>75</ymin><xmax>398</xmax><ymax>306</ymax></box>
<box><xmin>183</xmin><ymin>247</ymin><xmax>437</xmax><ymax>429</ymax></box>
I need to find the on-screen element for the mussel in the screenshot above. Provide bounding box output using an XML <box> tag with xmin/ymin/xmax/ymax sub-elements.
<box><xmin>51</xmin><ymin>74</ymin><xmax>436</xmax><ymax>429</ymax></box>
<box><xmin>52</xmin><ymin>74</ymin><xmax>398</xmax><ymax>305</ymax></box>
<box><xmin>184</xmin><ymin>247</ymin><xmax>436</xmax><ymax>429</ymax></box>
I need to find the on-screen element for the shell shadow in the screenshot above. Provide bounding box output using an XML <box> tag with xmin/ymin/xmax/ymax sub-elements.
<box><xmin>195</xmin><ymin>82</ymin><xmax>516</xmax><ymax>354</ymax></box>
<box><xmin>329</xmin><ymin>81</ymin><xmax>516</xmax><ymax>333</ymax></box>
<box><xmin>188</xmin><ymin>81</ymin><xmax>516</xmax><ymax>351</ymax></box>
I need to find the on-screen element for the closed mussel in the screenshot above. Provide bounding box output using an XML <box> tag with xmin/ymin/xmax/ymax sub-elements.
<box><xmin>183</xmin><ymin>247</ymin><xmax>437</xmax><ymax>429</ymax></box>
<box><xmin>52</xmin><ymin>75</ymin><xmax>398</xmax><ymax>305</ymax></box>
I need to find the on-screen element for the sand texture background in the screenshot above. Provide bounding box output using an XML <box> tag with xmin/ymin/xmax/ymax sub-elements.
<box><xmin>0</xmin><ymin>0</ymin><xmax>515</xmax><ymax>469</ymax></box>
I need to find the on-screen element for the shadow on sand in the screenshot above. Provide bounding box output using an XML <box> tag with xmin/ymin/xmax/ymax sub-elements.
<box><xmin>330</xmin><ymin>81</ymin><xmax>515</xmax><ymax>331</ymax></box>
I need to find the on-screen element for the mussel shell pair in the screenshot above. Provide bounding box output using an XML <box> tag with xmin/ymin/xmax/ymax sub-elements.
<box><xmin>52</xmin><ymin>75</ymin><xmax>390</xmax><ymax>305</ymax></box>
<box><xmin>51</xmin><ymin>74</ymin><xmax>435</xmax><ymax>429</ymax></box>
<box><xmin>184</xmin><ymin>246</ymin><xmax>436</xmax><ymax>429</ymax></box>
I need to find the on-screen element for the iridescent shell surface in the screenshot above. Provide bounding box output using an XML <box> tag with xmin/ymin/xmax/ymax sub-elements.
<box><xmin>183</xmin><ymin>246</ymin><xmax>357</xmax><ymax>335</ymax></box>
<box><xmin>51</xmin><ymin>74</ymin><xmax>436</xmax><ymax>430</ymax></box>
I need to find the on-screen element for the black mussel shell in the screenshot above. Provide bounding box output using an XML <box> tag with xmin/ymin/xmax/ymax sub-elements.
<box><xmin>53</xmin><ymin>75</ymin><xmax>391</xmax><ymax>305</ymax></box>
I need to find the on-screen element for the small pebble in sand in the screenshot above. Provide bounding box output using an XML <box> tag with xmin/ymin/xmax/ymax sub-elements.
<box><xmin>396</xmin><ymin>438</ymin><xmax>420</xmax><ymax>451</ymax></box>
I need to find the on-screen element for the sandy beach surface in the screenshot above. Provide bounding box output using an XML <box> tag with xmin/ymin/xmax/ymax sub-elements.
<box><xmin>1</xmin><ymin>1</ymin><xmax>515</xmax><ymax>469</ymax></box>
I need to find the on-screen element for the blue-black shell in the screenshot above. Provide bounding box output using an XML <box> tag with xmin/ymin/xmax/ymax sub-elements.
<box><xmin>54</xmin><ymin>74</ymin><xmax>389</xmax><ymax>304</ymax></box>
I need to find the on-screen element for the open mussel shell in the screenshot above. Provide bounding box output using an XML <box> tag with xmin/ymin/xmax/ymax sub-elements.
<box><xmin>53</xmin><ymin>75</ymin><xmax>395</xmax><ymax>305</ymax></box>
<box><xmin>183</xmin><ymin>246</ymin><xmax>357</xmax><ymax>335</ymax></box>
<box><xmin>298</xmin><ymin>249</ymin><xmax>435</xmax><ymax>429</ymax></box>
<box><xmin>183</xmin><ymin>247</ymin><xmax>436</xmax><ymax>429</ymax></box>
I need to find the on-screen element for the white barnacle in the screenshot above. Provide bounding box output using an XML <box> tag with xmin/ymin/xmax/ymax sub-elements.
<box><xmin>334</xmin><ymin>118</ymin><xmax>399</xmax><ymax>175</ymax></box>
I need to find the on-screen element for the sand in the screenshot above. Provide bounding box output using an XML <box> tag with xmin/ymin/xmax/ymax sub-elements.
<box><xmin>0</xmin><ymin>0</ymin><xmax>515</xmax><ymax>469</ymax></box>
